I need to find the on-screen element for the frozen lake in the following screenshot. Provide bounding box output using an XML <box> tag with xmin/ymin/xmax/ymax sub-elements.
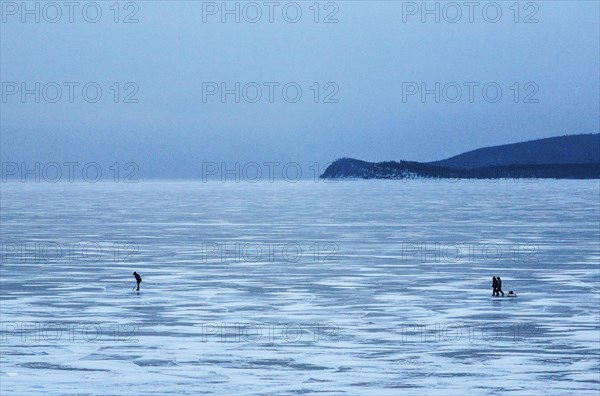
<box><xmin>1</xmin><ymin>180</ymin><xmax>599</xmax><ymax>395</ymax></box>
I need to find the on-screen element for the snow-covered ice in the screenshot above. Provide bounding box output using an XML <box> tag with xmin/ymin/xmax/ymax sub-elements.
<box><xmin>1</xmin><ymin>180</ymin><xmax>599</xmax><ymax>395</ymax></box>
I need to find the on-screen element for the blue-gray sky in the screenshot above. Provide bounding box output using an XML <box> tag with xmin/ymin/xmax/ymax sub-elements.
<box><xmin>1</xmin><ymin>1</ymin><xmax>599</xmax><ymax>178</ymax></box>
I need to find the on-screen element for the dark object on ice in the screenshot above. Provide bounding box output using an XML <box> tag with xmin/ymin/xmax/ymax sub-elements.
<box><xmin>496</xmin><ymin>277</ymin><xmax>504</xmax><ymax>296</ymax></box>
<box><xmin>133</xmin><ymin>272</ymin><xmax>142</xmax><ymax>291</ymax></box>
<box><xmin>507</xmin><ymin>291</ymin><xmax>517</xmax><ymax>297</ymax></box>
<box><xmin>492</xmin><ymin>277</ymin><xmax>498</xmax><ymax>296</ymax></box>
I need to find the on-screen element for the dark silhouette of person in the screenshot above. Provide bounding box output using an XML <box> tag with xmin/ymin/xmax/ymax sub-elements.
<box><xmin>492</xmin><ymin>276</ymin><xmax>498</xmax><ymax>296</ymax></box>
<box><xmin>133</xmin><ymin>271</ymin><xmax>142</xmax><ymax>291</ymax></box>
<box><xmin>496</xmin><ymin>276</ymin><xmax>504</xmax><ymax>296</ymax></box>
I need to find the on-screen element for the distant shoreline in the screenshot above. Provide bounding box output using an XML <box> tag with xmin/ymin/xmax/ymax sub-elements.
<box><xmin>321</xmin><ymin>134</ymin><xmax>600</xmax><ymax>180</ymax></box>
<box><xmin>320</xmin><ymin>161</ymin><xmax>600</xmax><ymax>180</ymax></box>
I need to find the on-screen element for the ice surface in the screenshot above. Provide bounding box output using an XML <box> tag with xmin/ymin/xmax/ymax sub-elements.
<box><xmin>1</xmin><ymin>180</ymin><xmax>599</xmax><ymax>395</ymax></box>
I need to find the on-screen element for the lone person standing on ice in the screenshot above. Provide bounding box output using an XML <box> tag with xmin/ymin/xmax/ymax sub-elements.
<box><xmin>133</xmin><ymin>271</ymin><xmax>142</xmax><ymax>291</ymax></box>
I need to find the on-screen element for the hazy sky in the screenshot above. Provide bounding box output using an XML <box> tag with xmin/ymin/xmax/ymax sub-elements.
<box><xmin>1</xmin><ymin>1</ymin><xmax>599</xmax><ymax>178</ymax></box>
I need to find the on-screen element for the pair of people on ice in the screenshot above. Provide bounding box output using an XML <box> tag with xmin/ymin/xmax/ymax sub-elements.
<box><xmin>491</xmin><ymin>277</ymin><xmax>517</xmax><ymax>297</ymax></box>
<box><xmin>492</xmin><ymin>276</ymin><xmax>504</xmax><ymax>296</ymax></box>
